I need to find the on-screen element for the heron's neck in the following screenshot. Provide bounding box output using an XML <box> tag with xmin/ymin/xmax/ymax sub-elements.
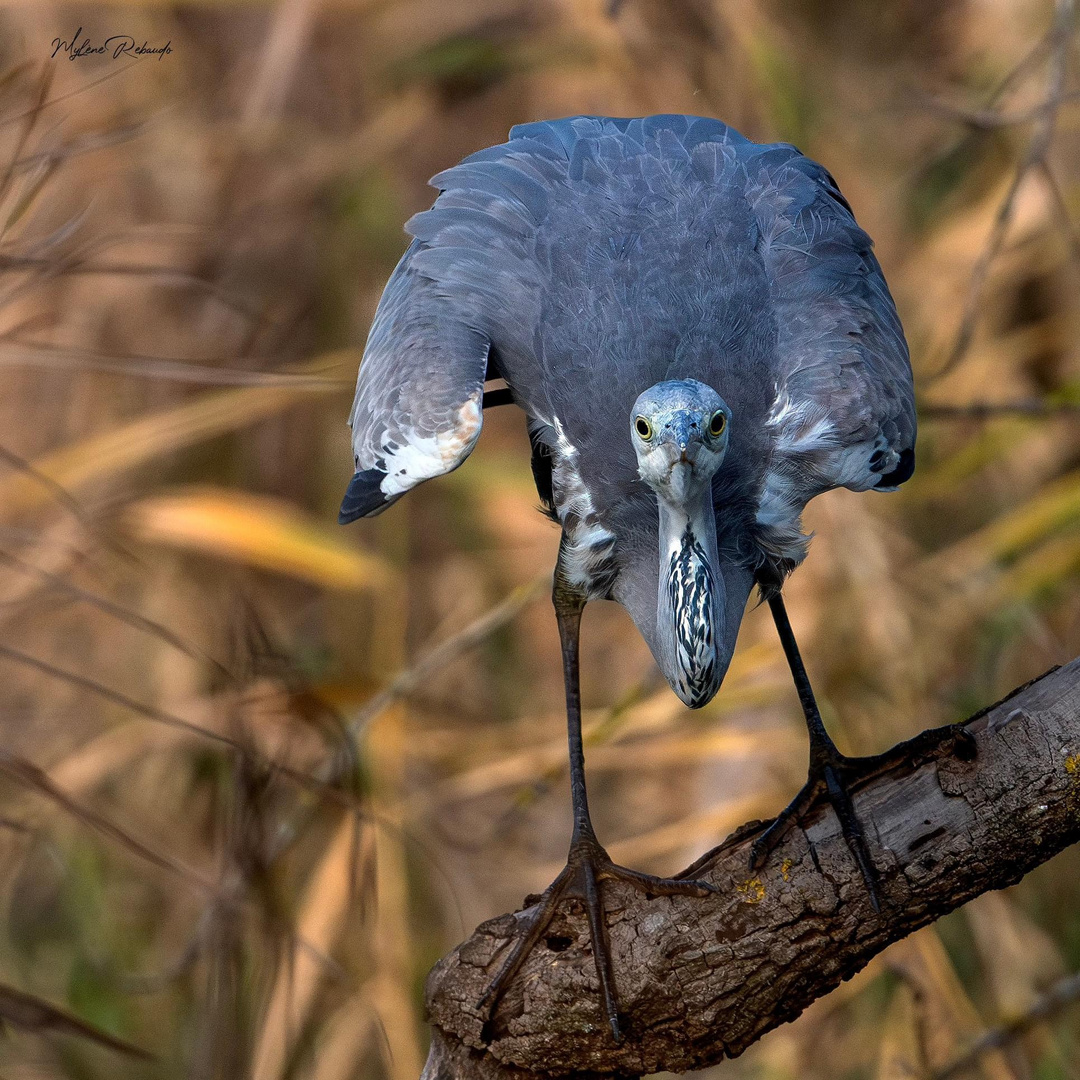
<box><xmin>656</xmin><ymin>487</ymin><xmax>723</xmax><ymax>709</ymax></box>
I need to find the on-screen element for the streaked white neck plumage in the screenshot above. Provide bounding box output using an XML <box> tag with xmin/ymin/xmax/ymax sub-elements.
<box><xmin>655</xmin><ymin>487</ymin><xmax>722</xmax><ymax>709</ymax></box>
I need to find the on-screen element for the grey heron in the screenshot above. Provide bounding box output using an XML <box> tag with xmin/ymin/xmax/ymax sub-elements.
<box><xmin>339</xmin><ymin>114</ymin><xmax>965</xmax><ymax>1042</ymax></box>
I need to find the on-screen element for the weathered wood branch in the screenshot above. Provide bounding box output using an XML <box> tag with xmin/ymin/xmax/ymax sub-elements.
<box><xmin>421</xmin><ymin>659</ymin><xmax>1080</xmax><ymax>1080</ymax></box>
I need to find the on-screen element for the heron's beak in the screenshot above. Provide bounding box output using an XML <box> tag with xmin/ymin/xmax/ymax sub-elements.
<box><xmin>660</xmin><ymin>411</ymin><xmax>698</xmax><ymax>453</ymax></box>
<box><xmin>667</xmin><ymin>458</ymin><xmax>696</xmax><ymax>503</ymax></box>
<box><xmin>659</xmin><ymin>414</ymin><xmax>704</xmax><ymax>498</ymax></box>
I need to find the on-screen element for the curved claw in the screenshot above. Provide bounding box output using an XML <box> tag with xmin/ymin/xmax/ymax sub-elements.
<box><xmin>475</xmin><ymin>869</ymin><xmax>570</xmax><ymax>1017</ymax></box>
<box><xmin>822</xmin><ymin>763</ymin><xmax>881</xmax><ymax>912</ymax></box>
<box><xmin>748</xmin><ymin>758</ymin><xmax>882</xmax><ymax>910</ymax></box>
<box><xmin>748</xmin><ymin>773</ymin><xmax>824</xmax><ymax>871</ymax></box>
<box><xmin>751</xmin><ymin>723</ymin><xmax>979</xmax><ymax>908</ymax></box>
<box><xmin>477</xmin><ymin>838</ymin><xmax>715</xmax><ymax>1043</ymax></box>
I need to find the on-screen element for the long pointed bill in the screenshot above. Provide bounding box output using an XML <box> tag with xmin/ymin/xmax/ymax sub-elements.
<box><xmin>656</xmin><ymin>487</ymin><xmax>724</xmax><ymax>708</ymax></box>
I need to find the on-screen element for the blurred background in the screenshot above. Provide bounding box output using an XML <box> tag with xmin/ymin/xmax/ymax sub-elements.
<box><xmin>0</xmin><ymin>0</ymin><xmax>1077</xmax><ymax>1077</ymax></box>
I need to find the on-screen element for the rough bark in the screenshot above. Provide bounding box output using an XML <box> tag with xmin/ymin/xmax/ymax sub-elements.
<box><xmin>421</xmin><ymin>660</ymin><xmax>1080</xmax><ymax>1080</ymax></box>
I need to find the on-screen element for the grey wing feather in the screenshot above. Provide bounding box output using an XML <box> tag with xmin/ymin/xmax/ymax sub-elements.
<box><xmin>344</xmin><ymin>114</ymin><xmax>914</xmax><ymax>546</ymax></box>
<box><xmin>341</xmin><ymin>246</ymin><xmax>489</xmax><ymax>522</ymax></box>
<box><xmin>341</xmin><ymin>139</ymin><xmax>552</xmax><ymax>522</ymax></box>
<box><xmin>748</xmin><ymin>150</ymin><xmax>915</xmax><ymax>500</ymax></box>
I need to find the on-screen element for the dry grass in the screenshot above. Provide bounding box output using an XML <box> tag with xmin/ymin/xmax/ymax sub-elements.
<box><xmin>0</xmin><ymin>1</ymin><xmax>1076</xmax><ymax>1077</ymax></box>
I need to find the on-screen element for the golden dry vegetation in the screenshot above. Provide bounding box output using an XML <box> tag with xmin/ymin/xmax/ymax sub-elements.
<box><xmin>0</xmin><ymin>0</ymin><xmax>1077</xmax><ymax>1077</ymax></box>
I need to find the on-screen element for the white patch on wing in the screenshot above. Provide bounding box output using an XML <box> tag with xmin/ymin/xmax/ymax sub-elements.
<box><xmin>766</xmin><ymin>387</ymin><xmax>836</xmax><ymax>453</ymax></box>
<box><xmin>542</xmin><ymin>413</ymin><xmax>617</xmax><ymax>597</ymax></box>
<box><xmin>756</xmin><ymin>385</ymin><xmax>840</xmax><ymax>566</ymax></box>
<box><xmin>378</xmin><ymin>393</ymin><xmax>482</xmax><ymax>497</ymax></box>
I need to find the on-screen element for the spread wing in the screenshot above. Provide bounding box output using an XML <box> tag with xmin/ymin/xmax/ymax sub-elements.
<box><xmin>747</xmin><ymin>148</ymin><xmax>915</xmax><ymax>538</ymax></box>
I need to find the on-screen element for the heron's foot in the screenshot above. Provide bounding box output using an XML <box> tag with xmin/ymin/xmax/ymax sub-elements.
<box><xmin>748</xmin><ymin>724</ymin><xmax>977</xmax><ymax>912</ymax></box>
<box><xmin>477</xmin><ymin>832</ymin><xmax>715</xmax><ymax>1043</ymax></box>
<box><xmin>749</xmin><ymin>745</ymin><xmax>884</xmax><ymax>910</ymax></box>
<box><xmin>887</xmin><ymin>723</ymin><xmax>978</xmax><ymax>767</ymax></box>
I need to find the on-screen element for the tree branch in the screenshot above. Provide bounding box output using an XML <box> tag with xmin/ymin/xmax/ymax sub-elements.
<box><xmin>421</xmin><ymin>659</ymin><xmax>1080</xmax><ymax>1079</ymax></box>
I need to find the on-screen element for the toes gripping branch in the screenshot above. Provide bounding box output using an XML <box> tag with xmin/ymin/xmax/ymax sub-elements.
<box><xmin>477</xmin><ymin>583</ymin><xmax>714</xmax><ymax>1043</ymax></box>
<box><xmin>751</xmin><ymin>591</ymin><xmax>978</xmax><ymax>910</ymax></box>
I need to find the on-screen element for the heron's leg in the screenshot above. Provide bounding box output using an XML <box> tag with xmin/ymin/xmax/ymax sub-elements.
<box><xmin>749</xmin><ymin>591</ymin><xmax>885</xmax><ymax>907</ymax></box>
<box><xmin>477</xmin><ymin>583</ymin><xmax>715</xmax><ymax>1044</ymax></box>
<box><xmin>750</xmin><ymin>593</ymin><xmax>976</xmax><ymax>910</ymax></box>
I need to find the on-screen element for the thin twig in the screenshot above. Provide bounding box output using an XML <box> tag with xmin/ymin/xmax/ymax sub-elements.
<box><xmin>0</xmin><ymin>341</ymin><xmax>350</xmax><ymax>387</ymax></box>
<box><xmin>914</xmin><ymin>89</ymin><xmax>1080</xmax><ymax>130</ymax></box>
<box><xmin>8</xmin><ymin>120</ymin><xmax>150</xmax><ymax>175</ymax></box>
<box><xmin>1035</xmin><ymin>157</ymin><xmax>1080</xmax><ymax>265</ymax></box>
<box><xmin>0</xmin><ymin>254</ymin><xmax>263</xmax><ymax>322</ymax></box>
<box><xmin>0</xmin><ymin>442</ymin><xmax>94</xmax><ymax>527</ymax></box>
<box><xmin>933</xmin><ymin>970</ymin><xmax>1080</xmax><ymax>1079</ymax></box>
<box><xmin>0</xmin><ymin>65</ymin><xmax>51</xmax><ymax>209</ymax></box>
<box><xmin>0</xmin><ymin>753</ymin><xmax>345</xmax><ymax>982</ymax></box>
<box><xmin>0</xmin><ymin>548</ymin><xmax>235</xmax><ymax>682</ymax></box>
<box><xmin>921</xmin><ymin>399</ymin><xmax>1080</xmax><ymax>418</ymax></box>
<box><xmin>0</xmin><ymin>641</ymin><xmax>370</xmax><ymax>814</ymax></box>
<box><xmin>344</xmin><ymin>574</ymin><xmax>550</xmax><ymax>743</ymax></box>
<box><xmin>0</xmin><ymin>753</ymin><xmax>220</xmax><ymax>893</ymax></box>
<box><xmin>0</xmin><ymin>61</ymin><xmax>143</xmax><ymax>132</ymax></box>
<box><xmin>0</xmin><ymin>642</ymin><xmax>247</xmax><ymax>752</ymax></box>
<box><xmin>927</xmin><ymin>0</ymin><xmax>1076</xmax><ymax>383</ymax></box>
<box><xmin>0</xmin><ymin>981</ymin><xmax>153</xmax><ymax>1059</ymax></box>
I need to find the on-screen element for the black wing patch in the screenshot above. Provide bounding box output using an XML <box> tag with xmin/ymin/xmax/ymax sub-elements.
<box><xmin>339</xmin><ymin>468</ymin><xmax>391</xmax><ymax>524</ymax></box>
<box><xmin>876</xmin><ymin>445</ymin><xmax>915</xmax><ymax>489</ymax></box>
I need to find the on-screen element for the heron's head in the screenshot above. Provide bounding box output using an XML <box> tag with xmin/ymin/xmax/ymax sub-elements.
<box><xmin>631</xmin><ymin>379</ymin><xmax>731</xmax><ymax>505</ymax></box>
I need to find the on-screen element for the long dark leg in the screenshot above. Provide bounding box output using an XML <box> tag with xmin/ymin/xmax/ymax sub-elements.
<box><xmin>553</xmin><ymin>589</ymin><xmax>621</xmax><ymax>1028</ymax></box>
<box><xmin>750</xmin><ymin>592</ymin><xmax>882</xmax><ymax>909</ymax></box>
<box><xmin>478</xmin><ymin>580</ymin><xmax>714</xmax><ymax>1043</ymax></box>
<box><xmin>560</xmin><ymin>591</ymin><xmax>593</xmax><ymax>840</ymax></box>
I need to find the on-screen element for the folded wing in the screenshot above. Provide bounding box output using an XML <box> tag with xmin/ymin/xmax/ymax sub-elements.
<box><xmin>749</xmin><ymin>148</ymin><xmax>915</xmax><ymax>498</ymax></box>
<box><xmin>341</xmin><ymin>136</ymin><xmax>555</xmax><ymax>523</ymax></box>
<box><xmin>340</xmin><ymin>243</ymin><xmax>492</xmax><ymax>522</ymax></box>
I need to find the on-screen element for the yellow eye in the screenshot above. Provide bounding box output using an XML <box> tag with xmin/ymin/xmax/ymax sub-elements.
<box><xmin>634</xmin><ymin>416</ymin><xmax>653</xmax><ymax>440</ymax></box>
<box><xmin>709</xmin><ymin>410</ymin><xmax>727</xmax><ymax>437</ymax></box>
